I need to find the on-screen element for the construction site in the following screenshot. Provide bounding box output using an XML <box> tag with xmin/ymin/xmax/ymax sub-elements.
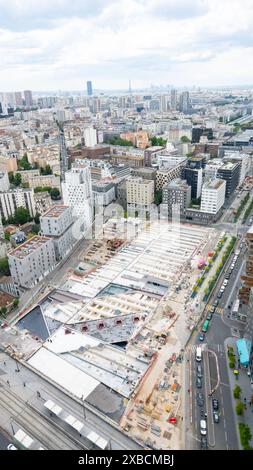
<box><xmin>3</xmin><ymin>218</ymin><xmax>224</xmax><ymax>449</ymax></box>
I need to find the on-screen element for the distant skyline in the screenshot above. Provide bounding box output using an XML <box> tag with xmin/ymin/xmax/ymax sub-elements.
<box><xmin>0</xmin><ymin>0</ymin><xmax>253</xmax><ymax>91</ymax></box>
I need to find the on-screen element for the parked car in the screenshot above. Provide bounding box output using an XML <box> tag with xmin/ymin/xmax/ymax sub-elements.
<box><xmin>206</xmin><ymin>312</ymin><xmax>213</xmax><ymax>321</ymax></box>
<box><xmin>217</xmin><ymin>291</ymin><xmax>223</xmax><ymax>298</ymax></box>
<box><xmin>213</xmin><ymin>412</ymin><xmax>220</xmax><ymax>423</ymax></box>
<box><xmin>210</xmin><ymin>306</ymin><xmax>216</xmax><ymax>313</ymax></box>
<box><xmin>200</xmin><ymin>419</ymin><xmax>207</xmax><ymax>436</ymax></box>
<box><xmin>200</xmin><ymin>437</ymin><xmax>208</xmax><ymax>449</ymax></box>
<box><xmin>212</xmin><ymin>398</ymin><xmax>219</xmax><ymax>411</ymax></box>
<box><xmin>197</xmin><ymin>392</ymin><xmax>204</xmax><ymax>407</ymax></box>
<box><xmin>199</xmin><ymin>332</ymin><xmax>205</xmax><ymax>342</ymax></box>
<box><xmin>223</xmin><ymin>280</ymin><xmax>229</xmax><ymax>286</ymax></box>
<box><xmin>196</xmin><ymin>377</ymin><xmax>202</xmax><ymax>389</ymax></box>
<box><xmin>197</xmin><ymin>365</ymin><xmax>202</xmax><ymax>378</ymax></box>
<box><xmin>213</xmin><ymin>300</ymin><xmax>219</xmax><ymax>307</ymax></box>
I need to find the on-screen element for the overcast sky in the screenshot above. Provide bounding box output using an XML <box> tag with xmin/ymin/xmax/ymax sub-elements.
<box><xmin>0</xmin><ymin>0</ymin><xmax>253</xmax><ymax>91</ymax></box>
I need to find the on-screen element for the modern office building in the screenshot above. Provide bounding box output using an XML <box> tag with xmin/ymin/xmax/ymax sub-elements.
<box><xmin>162</xmin><ymin>178</ymin><xmax>191</xmax><ymax>216</ymax></box>
<box><xmin>217</xmin><ymin>161</ymin><xmax>241</xmax><ymax>198</ymax></box>
<box><xmin>192</xmin><ymin>127</ymin><xmax>213</xmax><ymax>143</ymax></box>
<box><xmin>182</xmin><ymin>167</ymin><xmax>203</xmax><ymax>199</ymax></box>
<box><xmin>14</xmin><ymin>92</ymin><xmax>23</xmax><ymax>107</ymax></box>
<box><xmin>40</xmin><ymin>205</ymin><xmax>75</xmax><ymax>260</ymax></box>
<box><xmin>0</xmin><ymin>188</ymin><xmax>36</xmax><ymax>220</ymax></box>
<box><xmin>8</xmin><ymin>236</ymin><xmax>56</xmax><ymax>289</ymax></box>
<box><xmin>87</xmin><ymin>81</ymin><xmax>93</xmax><ymax>96</ymax></box>
<box><xmin>170</xmin><ymin>89</ymin><xmax>177</xmax><ymax>110</ymax></box>
<box><xmin>24</xmin><ymin>90</ymin><xmax>33</xmax><ymax>107</ymax></box>
<box><xmin>62</xmin><ymin>164</ymin><xmax>93</xmax><ymax>229</ymax></box>
<box><xmin>200</xmin><ymin>179</ymin><xmax>226</xmax><ymax>214</ymax></box>
<box><xmin>179</xmin><ymin>91</ymin><xmax>190</xmax><ymax>114</ymax></box>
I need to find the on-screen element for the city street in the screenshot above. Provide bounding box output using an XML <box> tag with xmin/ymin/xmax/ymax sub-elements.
<box><xmin>185</xmin><ymin>233</ymin><xmax>249</xmax><ymax>450</ymax></box>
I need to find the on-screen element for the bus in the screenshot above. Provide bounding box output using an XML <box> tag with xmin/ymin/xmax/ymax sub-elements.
<box><xmin>202</xmin><ymin>320</ymin><xmax>209</xmax><ymax>333</ymax></box>
<box><xmin>196</xmin><ymin>347</ymin><xmax>202</xmax><ymax>362</ymax></box>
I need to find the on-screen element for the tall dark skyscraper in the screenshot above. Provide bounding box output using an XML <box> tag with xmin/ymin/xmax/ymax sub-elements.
<box><xmin>24</xmin><ymin>90</ymin><xmax>33</xmax><ymax>107</ymax></box>
<box><xmin>87</xmin><ymin>81</ymin><xmax>93</xmax><ymax>96</ymax></box>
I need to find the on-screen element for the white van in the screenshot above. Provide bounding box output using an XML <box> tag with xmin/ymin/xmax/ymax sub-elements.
<box><xmin>196</xmin><ymin>347</ymin><xmax>202</xmax><ymax>362</ymax></box>
<box><xmin>200</xmin><ymin>419</ymin><xmax>207</xmax><ymax>435</ymax></box>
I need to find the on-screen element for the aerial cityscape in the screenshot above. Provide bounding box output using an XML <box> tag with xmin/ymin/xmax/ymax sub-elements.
<box><xmin>0</xmin><ymin>0</ymin><xmax>253</xmax><ymax>455</ymax></box>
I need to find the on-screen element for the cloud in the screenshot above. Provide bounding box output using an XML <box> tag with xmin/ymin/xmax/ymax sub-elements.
<box><xmin>0</xmin><ymin>0</ymin><xmax>253</xmax><ymax>90</ymax></box>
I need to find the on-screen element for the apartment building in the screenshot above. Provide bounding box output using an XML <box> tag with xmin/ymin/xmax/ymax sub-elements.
<box><xmin>0</xmin><ymin>188</ymin><xmax>36</xmax><ymax>220</ymax></box>
<box><xmin>14</xmin><ymin>169</ymin><xmax>40</xmax><ymax>183</ymax></box>
<box><xmin>27</xmin><ymin>174</ymin><xmax>61</xmax><ymax>190</ymax></box>
<box><xmin>8</xmin><ymin>236</ymin><xmax>56</xmax><ymax>289</ymax></box>
<box><xmin>127</xmin><ymin>177</ymin><xmax>154</xmax><ymax>210</ymax></box>
<box><xmin>92</xmin><ymin>181</ymin><xmax>116</xmax><ymax>207</ymax></box>
<box><xmin>156</xmin><ymin>163</ymin><xmax>184</xmax><ymax>191</ymax></box>
<box><xmin>40</xmin><ymin>205</ymin><xmax>75</xmax><ymax>260</ymax></box>
<box><xmin>62</xmin><ymin>165</ymin><xmax>93</xmax><ymax>229</ymax></box>
<box><xmin>162</xmin><ymin>178</ymin><xmax>191</xmax><ymax>216</ymax></box>
<box><xmin>0</xmin><ymin>171</ymin><xmax>10</xmax><ymax>191</ymax></box>
<box><xmin>0</xmin><ymin>155</ymin><xmax>18</xmax><ymax>172</ymax></box>
<box><xmin>200</xmin><ymin>179</ymin><xmax>226</xmax><ymax>214</ymax></box>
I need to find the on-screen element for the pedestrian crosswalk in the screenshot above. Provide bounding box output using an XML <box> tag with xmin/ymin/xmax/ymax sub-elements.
<box><xmin>216</xmin><ymin>307</ymin><xmax>224</xmax><ymax>314</ymax></box>
<box><xmin>206</xmin><ymin>304</ymin><xmax>223</xmax><ymax>314</ymax></box>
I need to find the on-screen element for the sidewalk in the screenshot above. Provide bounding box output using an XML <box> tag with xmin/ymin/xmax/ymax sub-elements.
<box><xmin>224</xmin><ymin>337</ymin><xmax>253</xmax><ymax>449</ymax></box>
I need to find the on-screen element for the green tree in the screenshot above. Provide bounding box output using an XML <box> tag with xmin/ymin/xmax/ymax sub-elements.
<box><xmin>18</xmin><ymin>154</ymin><xmax>32</xmax><ymax>170</ymax></box>
<box><xmin>154</xmin><ymin>190</ymin><xmax>163</xmax><ymax>205</ymax></box>
<box><xmin>34</xmin><ymin>186</ymin><xmax>52</xmax><ymax>193</ymax></box>
<box><xmin>239</xmin><ymin>423</ymin><xmax>252</xmax><ymax>449</ymax></box>
<box><xmin>13</xmin><ymin>207</ymin><xmax>31</xmax><ymax>225</ymax></box>
<box><xmin>14</xmin><ymin>173</ymin><xmax>22</xmax><ymax>186</ymax></box>
<box><xmin>0</xmin><ymin>257</ymin><xmax>10</xmax><ymax>276</ymax></box>
<box><xmin>180</xmin><ymin>135</ymin><xmax>190</xmax><ymax>143</ymax></box>
<box><xmin>13</xmin><ymin>298</ymin><xmax>19</xmax><ymax>307</ymax></box>
<box><xmin>4</xmin><ymin>231</ymin><xmax>10</xmax><ymax>241</ymax></box>
<box><xmin>41</xmin><ymin>165</ymin><xmax>53</xmax><ymax>175</ymax></box>
<box><xmin>50</xmin><ymin>188</ymin><xmax>61</xmax><ymax>200</ymax></box>
<box><xmin>8</xmin><ymin>172</ymin><xmax>14</xmax><ymax>184</ymax></box>
<box><xmin>236</xmin><ymin>401</ymin><xmax>244</xmax><ymax>416</ymax></box>
<box><xmin>34</xmin><ymin>213</ymin><xmax>41</xmax><ymax>225</ymax></box>
<box><xmin>150</xmin><ymin>136</ymin><xmax>167</xmax><ymax>146</ymax></box>
<box><xmin>108</xmin><ymin>137</ymin><xmax>133</xmax><ymax>146</ymax></box>
<box><xmin>0</xmin><ymin>306</ymin><xmax>7</xmax><ymax>317</ymax></box>
<box><xmin>31</xmin><ymin>224</ymin><xmax>40</xmax><ymax>234</ymax></box>
<box><xmin>233</xmin><ymin>385</ymin><xmax>241</xmax><ymax>399</ymax></box>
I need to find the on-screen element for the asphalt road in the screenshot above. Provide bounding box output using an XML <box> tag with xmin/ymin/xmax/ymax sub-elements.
<box><xmin>0</xmin><ymin>430</ymin><xmax>12</xmax><ymax>450</ymax></box>
<box><xmin>186</xmin><ymin>237</ymin><xmax>247</xmax><ymax>450</ymax></box>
